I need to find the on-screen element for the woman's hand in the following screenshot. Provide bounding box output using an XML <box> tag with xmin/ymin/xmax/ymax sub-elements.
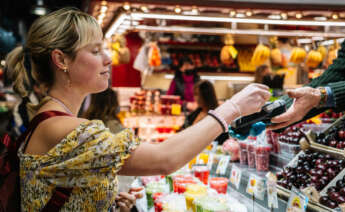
<box><xmin>116</xmin><ymin>187</ymin><xmax>143</xmax><ymax>212</ymax></box>
<box><xmin>269</xmin><ymin>87</ymin><xmax>321</xmax><ymax>130</ymax></box>
<box><xmin>217</xmin><ymin>83</ymin><xmax>271</xmax><ymax>123</ymax></box>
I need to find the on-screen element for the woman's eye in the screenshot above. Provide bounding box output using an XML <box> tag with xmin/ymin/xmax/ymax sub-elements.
<box><xmin>92</xmin><ymin>49</ymin><xmax>101</xmax><ymax>54</ymax></box>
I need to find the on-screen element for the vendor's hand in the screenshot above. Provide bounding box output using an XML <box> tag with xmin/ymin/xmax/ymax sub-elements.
<box><xmin>129</xmin><ymin>187</ymin><xmax>144</xmax><ymax>199</ymax></box>
<box><xmin>217</xmin><ymin>84</ymin><xmax>271</xmax><ymax>123</ymax></box>
<box><xmin>116</xmin><ymin>192</ymin><xmax>136</xmax><ymax>212</ymax></box>
<box><xmin>269</xmin><ymin>87</ymin><xmax>321</xmax><ymax>130</ymax></box>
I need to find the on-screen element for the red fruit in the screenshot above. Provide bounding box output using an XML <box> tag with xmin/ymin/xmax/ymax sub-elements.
<box><xmin>337</xmin><ymin>143</ymin><xmax>343</xmax><ymax>149</ymax></box>
<box><xmin>330</xmin><ymin>140</ymin><xmax>338</xmax><ymax>147</ymax></box>
<box><xmin>329</xmin><ymin>191</ymin><xmax>340</xmax><ymax>202</ymax></box>
<box><xmin>339</xmin><ymin>130</ymin><xmax>345</xmax><ymax>139</ymax></box>
<box><xmin>336</xmin><ymin>196</ymin><xmax>345</xmax><ymax>204</ymax></box>
<box><xmin>340</xmin><ymin>187</ymin><xmax>345</xmax><ymax>196</ymax></box>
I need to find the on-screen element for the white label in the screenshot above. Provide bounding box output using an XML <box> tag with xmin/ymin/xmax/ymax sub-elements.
<box><xmin>211</xmin><ymin>141</ymin><xmax>218</xmax><ymax>153</ymax></box>
<box><xmin>230</xmin><ymin>165</ymin><xmax>242</xmax><ymax>189</ymax></box>
<box><xmin>246</xmin><ymin>174</ymin><xmax>265</xmax><ymax>201</ymax></box>
<box><xmin>216</xmin><ymin>155</ymin><xmax>230</xmax><ymax>175</ymax></box>
<box><xmin>286</xmin><ymin>187</ymin><xmax>309</xmax><ymax>212</ymax></box>
<box><xmin>267</xmin><ymin>180</ymin><xmax>278</xmax><ymax>209</ymax></box>
<box><xmin>207</xmin><ymin>153</ymin><xmax>214</xmax><ymax>170</ymax></box>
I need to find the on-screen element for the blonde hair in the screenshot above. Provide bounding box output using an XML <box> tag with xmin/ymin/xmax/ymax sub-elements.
<box><xmin>6</xmin><ymin>7</ymin><xmax>102</xmax><ymax>97</ymax></box>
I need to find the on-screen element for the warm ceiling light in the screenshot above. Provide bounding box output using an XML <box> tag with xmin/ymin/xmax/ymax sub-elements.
<box><xmin>281</xmin><ymin>13</ymin><xmax>288</xmax><ymax>20</ymax></box>
<box><xmin>123</xmin><ymin>3</ymin><xmax>131</xmax><ymax>11</ymax></box>
<box><xmin>1</xmin><ymin>60</ymin><xmax>6</xmax><ymax>66</ymax></box>
<box><xmin>296</xmin><ymin>13</ymin><xmax>303</xmax><ymax>19</ymax></box>
<box><xmin>141</xmin><ymin>6</ymin><xmax>149</xmax><ymax>13</ymax></box>
<box><xmin>191</xmin><ymin>6</ymin><xmax>199</xmax><ymax>15</ymax></box>
<box><xmin>332</xmin><ymin>13</ymin><xmax>339</xmax><ymax>20</ymax></box>
<box><xmin>229</xmin><ymin>10</ymin><xmax>236</xmax><ymax>17</ymax></box>
<box><xmin>174</xmin><ymin>6</ymin><xmax>182</xmax><ymax>14</ymax></box>
<box><xmin>245</xmin><ymin>11</ymin><xmax>253</xmax><ymax>17</ymax></box>
<box><xmin>236</xmin><ymin>13</ymin><xmax>246</xmax><ymax>18</ymax></box>
<box><xmin>101</xmin><ymin>1</ymin><xmax>107</xmax><ymax>6</ymax></box>
<box><xmin>100</xmin><ymin>5</ymin><xmax>108</xmax><ymax>13</ymax></box>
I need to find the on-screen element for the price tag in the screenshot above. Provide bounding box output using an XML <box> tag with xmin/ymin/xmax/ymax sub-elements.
<box><xmin>266</xmin><ymin>180</ymin><xmax>278</xmax><ymax>209</ymax></box>
<box><xmin>171</xmin><ymin>104</ymin><xmax>181</xmax><ymax>115</ymax></box>
<box><xmin>216</xmin><ymin>155</ymin><xmax>230</xmax><ymax>175</ymax></box>
<box><xmin>230</xmin><ymin>165</ymin><xmax>242</xmax><ymax>189</ymax></box>
<box><xmin>207</xmin><ymin>153</ymin><xmax>214</xmax><ymax>170</ymax></box>
<box><xmin>211</xmin><ymin>141</ymin><xmax>218</xmax><ymax>153</ymax></box>
<box><xmin>246</xmin><ymin>174</ymin><xmax>265</xmax><ymax>200</ymax></box>
<box><xmin>286</xmin><ymin>187</ymin><xmax>309</xmax><ymax>212</ymax></box>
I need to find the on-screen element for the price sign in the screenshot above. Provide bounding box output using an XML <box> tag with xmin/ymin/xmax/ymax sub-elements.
<box><xmin>230</xmin><ymin>165</ymin><xmax>242</xmax><ymax>189</ymax></box>
<box><xmin>286</xmin><ymin>187</ymin><xmax>309</xmax><ymax>212</ymax></box>
<box><xmin>246</xmin><ymin>174</ymin><xmax>265</xmax><ymax>200</ymax></box>
<box><xmin>216</xmin><ymin>155</ymin><xmax>230</xmax><ymax>175</ymax></box>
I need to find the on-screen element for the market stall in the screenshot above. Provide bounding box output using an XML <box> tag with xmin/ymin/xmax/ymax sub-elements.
<box><xmin>87</xmin><ymin>1</ymin><xmax>345</xmax><ymax>211</ymax></box>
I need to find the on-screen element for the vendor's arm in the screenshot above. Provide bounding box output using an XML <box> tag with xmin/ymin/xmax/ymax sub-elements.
<box><xmin>271</xmin><ymin>41</ymin><xmax>345</xmax><ymax>129</ymax></box>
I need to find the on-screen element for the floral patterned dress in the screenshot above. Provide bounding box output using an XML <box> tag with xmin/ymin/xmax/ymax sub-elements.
<box><xmin>18</xmin><ymin>120</ymin><xmax>139</xmax><ymax>212</ymax></box>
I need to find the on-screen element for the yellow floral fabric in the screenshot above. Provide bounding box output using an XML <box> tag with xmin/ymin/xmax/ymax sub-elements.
<box><xmin>18</xmin><ymin>120</ymin><xmax>139</xmax><ymax>212</ymax></box>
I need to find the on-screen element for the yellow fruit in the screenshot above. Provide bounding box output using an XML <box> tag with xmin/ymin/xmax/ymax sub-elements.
<box><xmin>289</xmin><ymin>47</ymin><xmax>307</xmax><ymax>64</ymax></box>
<box><xmin>220</xmin><ymin>45</ymin><xmax>237</xmax><ymax>64</ymax></box>
<box><xmin>306</xmin><ymin>50</ymin><xmax>322</xmax><ymax>68</ymax></box>
<box><xmin>271</xmin><ymin>48</ymin><xmax>282</xmax><ymax>65</ymax></box>
<box><xmin>251</xmin><ymin>44</ymin><xmax>270</xmax><ymax>66</ymax></box>
<box><xmin>317</xmin><ymin>45</ymin><xmax>327</xmax><ymax>60</ymax></box>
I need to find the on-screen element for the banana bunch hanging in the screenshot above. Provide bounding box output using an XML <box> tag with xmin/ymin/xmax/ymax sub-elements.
<box><xmin>220</xmin><ymin>34</ymin><xmax>238</xmax><ymax>65</ymax></box>
<box><xmin>237</xmin><ymin>48</ymin><xmax>256</xmax><ymax>72</ymax></box>
<box><xmin>317</xmin><ymin>45</ymin><xmax>327</xmax><ymax>61</ymax></box>
<box><xmin>251</xmin><ymin>44</ymin><xmax>270</xmax><ymax>66</ymax></box>
<box><xmin>327</xmin><ymin>40</ymin><xmax>340</xmax><ymax>66</ymax></box>
<box><xmin>289</xmin><ymin>47</ymin><xmax>307</xmax><ymax>64</ymax></box>
<box><xmin>110</xmin><ymin>34</ymin><xmax>130</xmax><ymax>66</ymax></box>
<box><xmin>306</xmin><ymin>50</ymin><xmax>323</xmax><ymax>68</ymax></box>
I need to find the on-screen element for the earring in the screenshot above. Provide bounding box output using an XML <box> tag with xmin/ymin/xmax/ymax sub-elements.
<box><xmin>63</xmin><ymin>68</ymin><xmax>68</xmax><ymax>73</ymax></box>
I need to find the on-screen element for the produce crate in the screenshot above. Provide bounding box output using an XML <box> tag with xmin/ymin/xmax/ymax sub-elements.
<box><xmin>303</xmin><ymin>116</ymin><xmax>345</xmax><ymax>157</ymax></box>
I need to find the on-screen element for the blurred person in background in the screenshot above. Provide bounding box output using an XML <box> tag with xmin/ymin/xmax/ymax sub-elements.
<box><xmin>167</xmin><ymin>57</ymin><xmax>200</xmax><ymax>106</ymax></box>
<box><xmin>183</xmin><ymin>80</ymin><xmax>228</xmax><ymax>145</ymax></box>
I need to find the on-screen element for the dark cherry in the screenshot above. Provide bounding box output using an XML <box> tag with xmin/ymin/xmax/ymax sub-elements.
<box><xmin>311</xmin><ymin>175</ymin><xmax>319</xmax><ymax>183</ymax></box>
<box><xmin>321</xmin><ymin>175</ymin><xmax>329</xmax><ymax>182</ymax></box>
<box><xmin>326</xmin><ymin>200</ymin><xmax>338</xmax><ymax>209</ymax></box>
<box><xmin>319</xmin><ymin>196</ymin><xmax>329</xmax><ymax>205</ymax></box>
<box><xmin>339</xmin><ymin>187</ymin><xmax>345</xmax><ymax>196</ymax></box>
<box><xmin>315</xmin><ymin>159</ymin><xmax>323</xmax><ymax>166</ymax></box>
<box><xmin>336</xmin><ymin>196</ymin><xmax>345</xmax><ymax>204</ymax></box>
<box><xmin>329</xmin><ymin>191</ymin><xmax>340</xmax><ymax>202</ymax></box>
<box><xmin>325</xmin><ymin>154</ymin><xmax>332</xmax><ymax>160</ymax></box>
<box><xmin>317</xmin><ymin>164</ymin><xmax>326</xmax><ymax>171</ymax></box>
<box><xmin>336</xmin><ymin>180</ymin><xmax>345</xmax><ymax>188</ymax></box>
<box><xmin>315</xmin><ymin>169</ymin><xmax>323</xmax><ymax>177</ymax></box>
<box><xmin>310</xmin><ymin>169</ymin><xmax>317</xmax><ymax>176</ymax></box>
<box><xmin>330</xmin><ymin>140</ymin><xmax>338</xmax><ymax>147</ymax></box>
<box><xmin>328</xmin><ymin>186</ymin><xmax>338</xmax><ymax>194</ymax></box>
<box><xmin>327</xmin><ymin>168</ymin><xmax>337</xmax><ymax>179</ymax></box>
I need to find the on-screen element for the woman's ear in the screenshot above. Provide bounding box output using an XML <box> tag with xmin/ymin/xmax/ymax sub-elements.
<box><xmin>51</xmin><ymin>49</ymin><xmax>68</xmax><ymax>70</ymax></box>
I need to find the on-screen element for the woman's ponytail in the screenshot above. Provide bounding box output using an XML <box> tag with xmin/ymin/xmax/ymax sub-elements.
<box><xmin>6</xmin><ymin>46</ymin><xmax>33</xmax><ymax>97</ymax></box>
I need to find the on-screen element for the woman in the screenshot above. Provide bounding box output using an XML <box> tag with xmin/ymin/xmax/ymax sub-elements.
<box><xmin>167</xmin><ymin>57</ymin><xmax>200</xmax><ymax>103</ymax></box>
<box><xmin>6</xmin><ymin>8</ymin><xmax>270</xmax><ymax>211</ymax></box>
<box><xmin>84</xmin><ymin>88</ymin><xmax>124</xmax><ymax>134</ymax></box>
<box><xmin>184</xmin><ymin>80</ymin><xmax>228</xmax><ymax>144</ymax></box>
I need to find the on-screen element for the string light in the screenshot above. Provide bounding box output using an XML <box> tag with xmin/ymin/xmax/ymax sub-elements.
<box><xmin>332</xmin><ymin>13</ymin><xmax>339</xmax><ymax>20</ymax></box>
<box><xmin>281</xmin><ymin>13</ymin><xmax>288</xmax><ymax>20</ymax></box>
<box><xmin>191</xmin><ymin>6</ymin><xmax>199</xmax><ymax>15</ymax></box>
<box><xmin>174</xmin><ymin>6</ymin><xmax>182</xmax><ymax>14</ymax></box>
<box><xmin>229</xmin><ymin>10</ymin><xmax>236</xmax><ymax>17</ymax></box>
<box><xmin>123</xmin><ymin>3</ymin><xmax>131</xmax><ymax>11</ymax></box>
<box><xmin>141</xmin><ymin>6</ymin><xmax>149</xmax><ymax>13</ymax></box>
<box><xmin>245</xmin><ymin>10</ymin><xmax>252</xmax><ymax>17</ymax></box>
